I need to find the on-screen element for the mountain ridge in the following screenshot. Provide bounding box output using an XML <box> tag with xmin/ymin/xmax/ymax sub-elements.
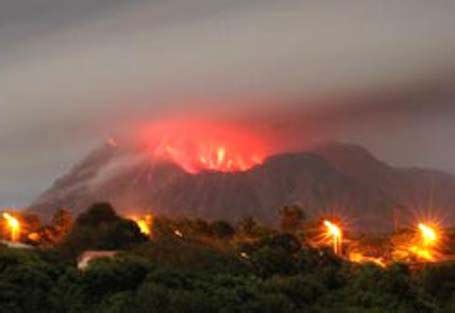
<box><xmin>28</xmin><ymin>142</ymin><xmax>455</xmax><ymax>231</ymax></box>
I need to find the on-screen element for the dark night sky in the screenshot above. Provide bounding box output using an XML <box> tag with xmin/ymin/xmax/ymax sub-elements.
<box><xmin>1</xmin><ymin>0</ymin><xmax>455</xmax><ymax>206</ymax></box>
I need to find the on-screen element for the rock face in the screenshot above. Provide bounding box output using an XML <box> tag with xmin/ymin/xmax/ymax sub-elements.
<box><xmin>28</xmin><ymin>142</ymin><xmax>455</xmax><ymax>232</ymax></box>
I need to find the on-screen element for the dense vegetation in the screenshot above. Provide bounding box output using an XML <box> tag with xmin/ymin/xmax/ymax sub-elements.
<box><xmin>1</xmin><ymin>203</ymin><xmax>455</xmax><ymax>312</ymax></box>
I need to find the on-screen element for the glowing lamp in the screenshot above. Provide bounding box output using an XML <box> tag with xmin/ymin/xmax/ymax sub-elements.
<box><xmin>418</xmin><ymin>223</ymin><xmax>437</xmax><ymax>247</ymax></box>
<box><xmin>3</xmin><ymin>213</ymin><xmax>20</xmax><ymax>242</ymax></box>
<box><xmin>323</xmin><ymin>220</ymin><xmax>343</xmax><ymax>255</ymax></box>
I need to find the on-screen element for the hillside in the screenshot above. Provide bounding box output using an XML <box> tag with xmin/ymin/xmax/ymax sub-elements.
<box><xmin>28</xmin><ymin>143</ymin><xmax>455</xmax><ymax>231</ymax></box>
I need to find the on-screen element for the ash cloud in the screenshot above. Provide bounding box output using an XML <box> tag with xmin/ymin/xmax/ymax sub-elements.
<box><xmin>1</xmin><ymin>0</ymin><xmax>455</xmax><ymax>206</ymax></box>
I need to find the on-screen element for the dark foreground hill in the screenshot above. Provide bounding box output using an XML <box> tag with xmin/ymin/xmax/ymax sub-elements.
<box><xmin>28</xmin><ymin>142</ymin><xmax>455</xmax><ymax>231</ymax></box>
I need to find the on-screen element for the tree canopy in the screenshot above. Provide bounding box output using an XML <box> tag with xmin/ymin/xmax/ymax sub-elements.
<box><xmin>0</xmin><ymin>203</ymin><xmax>454</xmax><ymax>312</ymax></box>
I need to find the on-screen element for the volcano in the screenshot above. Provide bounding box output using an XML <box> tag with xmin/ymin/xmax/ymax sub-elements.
<box><xmin>137</xmin><ymin>118</ymin><xmax>269</xmax><ymax>173</ymax></box>
<box><xmin>28</xmin><ymin>136</ymin><xmax>455</xmax><ymax>232</ymax></box>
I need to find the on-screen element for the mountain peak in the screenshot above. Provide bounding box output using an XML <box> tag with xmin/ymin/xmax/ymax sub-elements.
<box><xmin>28</xmin><ymin>142</ymin><xmax>455</xmax><ymax>230</ymax></box>
<box><xmin>312</xmin><ymin>142</ymin><xmax>391</xmax><ymax>181</ymax></box>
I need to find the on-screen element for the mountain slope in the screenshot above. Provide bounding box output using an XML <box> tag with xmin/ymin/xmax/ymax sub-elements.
<box><xmin>28</xmin><ymin>143</ymin><xmax>455</xmax><ymax>231</ymax></box>
<box><xmin>315</xmin><ymin>143</ymin><xmax>455</xmax><ymax>221</ymax></box>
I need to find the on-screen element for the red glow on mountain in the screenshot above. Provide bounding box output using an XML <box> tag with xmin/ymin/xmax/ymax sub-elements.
<box><xmin>138</xmin><ymin>119</ymin><xmax>269</xmax><ymax>173</ymax></box>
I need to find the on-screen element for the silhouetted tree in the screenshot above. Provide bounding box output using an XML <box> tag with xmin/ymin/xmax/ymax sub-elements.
<box><xmin>251</xmin><ymin>246</ymin><xmax>296</xmax><ymax>278</ymax></box>
<box><xmin>210</xmin><ymin>220</ymin><xmax>235</xmax><ymax>239</ymax></box>
<box><xmin>60</xmin><ymin>203</ymin><xmax>147</xmax><ymax>257</ymax></box>
<box><xmin>52</xmin><ymin>208</ymin><xmax>73</xmax><ymax>236</ymax></box>
<box><xmin>261</xmin><ymin>233</ymin><xmax>301</xmax><ymax>254</ymax></box>
<box><xmin>76</xmin><ymin>202</ymin><xmax>119</xmax><ymax>226</ymax></box>
<box><xmin>279</xmin><ymin>205</ymin><xmax>305</xmax><ymax>233</ymax></box>
<box><xmin>238</xmin><ymin>216</ymin><xmax>256</xmax><ymax>233</ymax></box>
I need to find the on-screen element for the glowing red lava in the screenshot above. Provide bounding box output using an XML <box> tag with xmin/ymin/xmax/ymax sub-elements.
<box><xmin>138</xmin><ymin>118</ymin><xmax>269</xmax><ymax>173</ymax></box>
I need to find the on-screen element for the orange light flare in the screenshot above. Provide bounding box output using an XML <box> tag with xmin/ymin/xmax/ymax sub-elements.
<box><xmin>128</xmin><ymin>215</ymin><xmax>153</xmax><ymax>236</ymax></box>
<box><xmin>408</xmin><ymin>246</ymin><xmax>434</xmax><ymax>261</ymax></box>
<box><xmin>137</xmin><ymin>119</ymin><xmax>270</xmax><ymax>173</ymax></box>
<box><xmin>323</xmin><ymin>220</ymin><xmax>343</xmax><ymax>256</ymax></box>
<box><xmin>407</xmin><ymin>222</ymin><xmax>443</xmax><ymax>262</ymax></box>
<box><xmin>418</xmin><ymin>223</ymin><xmax>438</xmax><ymax>247</ymax></box>
<box><xmin>28</xmin><ymin>232</ymin><xmax>41</xmax><ymax>242</ymax></box>
<box><xmin>2</xmin><ymin>212</ymin><xmax>20</xmax><ymax>242</ymax></box>
<box><xmin>349</xmin><ymin>252</ymin><xmax>386</xmax><ymax>268</ymax></box>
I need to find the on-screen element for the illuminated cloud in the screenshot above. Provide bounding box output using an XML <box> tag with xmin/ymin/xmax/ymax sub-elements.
<box><xmin>1</xmin><ymin>0</ymin><xmax>455</xmax><ymax>205</ymax></box>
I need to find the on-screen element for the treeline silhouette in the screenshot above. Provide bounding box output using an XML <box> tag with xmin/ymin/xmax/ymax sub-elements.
<box><xmin>0</xmin><ymin>202</ymin><xmax>454</xmax><ymax>312</ymax></box>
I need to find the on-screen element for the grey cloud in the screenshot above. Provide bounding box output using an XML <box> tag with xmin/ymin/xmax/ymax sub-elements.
<box><xmin>1</xmin><ymin>0</ymin><xmax>455</xmax><ymax>205</ymax></box>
